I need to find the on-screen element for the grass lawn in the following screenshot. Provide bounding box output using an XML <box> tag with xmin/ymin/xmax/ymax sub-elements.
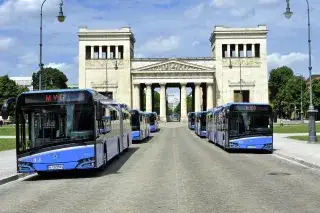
<box><xmin>0</xmin><ymin>125</ymin><xmax>16</xmax><ymax>136</ymax></box>
<box><xmin>287</xmin><ymin>135</ymin><xmax>320</xmax><ymax>142</ymax></box>
<box><xmin>274</xmin><ymin>123</ymin><xmax>320</xmax><ymax>133</ymax></box>
<box><xmin>0</xmin><ymin>138</ymin><xmax>16</xmax><ymax>151</ymax></box>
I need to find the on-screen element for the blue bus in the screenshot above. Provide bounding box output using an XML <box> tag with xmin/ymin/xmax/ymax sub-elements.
<box><xmin>195</xmin><ymin>111</ymin><xmax>208</xmax><ymax>137</ymax></box>
<box><xmin>148</xmin><ymin>112</ymin><xmax>158</xmax><ymax>132</ymax></box>
<box><xmin>130</xmin><ymin>110</ymin><xmax>150</xmax><ymax>141</ymax></box>
<box><xmin>106</xmin><ymin>103</ymin><xmax>132</xmax><ymax>154</ymax></box>
<box><xmin>1</xmin><ymin>89</ymin><xmax>131</xmax><ymax>175</ymax></box>
<box><xmin>188</xmin><ymin>112</ymin><xmax>195</xmax><ymax>130</ymax></box>
<box><xmin>209</xmin><ymin>102</ymin><xmax>273</xmax><ymax>152</ymax></box>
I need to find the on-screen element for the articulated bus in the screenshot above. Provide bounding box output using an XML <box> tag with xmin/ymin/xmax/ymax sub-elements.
<box><xmin>148</xmin><ymin>112</ymin><xmax>159</xmax><ymax>132</ymax></box>
<box><xmin>1</xmin><ymin>89</ymin><xmax>131</xmax><ymax>175</ymax></box>
<box><xmin>188</xmin><ymin>112</ymin><xmax>195</xmax><ymax>130</ymax></box>
<box><xmin>106</xmin><ymin>103</ymin><xmax>132</xmax><ymax>153</ymax></box>
<box><xmin>130</xmin><ymin>110</ymin><xmax>150</xmax><ymax>141</ymax></box>
<box><xmin>195</xmin><ymin>111</ymin><xmax>208</xmax><ymax>137</ymax></box>
<box><xmin>208</xmin><ymin>102</ymin><xmax>273</xmax><ymax>152</ymax></box>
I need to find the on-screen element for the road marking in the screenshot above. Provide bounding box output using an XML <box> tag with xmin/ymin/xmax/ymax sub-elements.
<box><xmin>272</xmin><ymin>154</ymin><xmax>320</xmax><ymax>172</ymax></box>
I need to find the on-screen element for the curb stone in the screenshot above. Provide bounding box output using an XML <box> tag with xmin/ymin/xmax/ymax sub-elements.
<box><xmin>0</xmin><ymin>173</ymin><xmax>33</xmax><ymax>186</ymax></box>
<box><xmin>273</xmin><ymin>152</ymin><xmax>320</xmax><ymax>170</ymax></box>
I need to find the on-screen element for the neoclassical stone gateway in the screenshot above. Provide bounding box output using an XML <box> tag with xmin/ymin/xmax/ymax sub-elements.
<box><xmin>78</xmin><ymin>25</ymin><xmax>268</xmax><ymax>121</ymax></box>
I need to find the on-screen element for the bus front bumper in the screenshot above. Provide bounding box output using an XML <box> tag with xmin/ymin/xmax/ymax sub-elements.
<box><xmin>17</xmin><ymin>145</ymin><xmax>96</xmax><ymax>173</ymax></box>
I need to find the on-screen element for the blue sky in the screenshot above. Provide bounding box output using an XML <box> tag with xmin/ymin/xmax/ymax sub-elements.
<box><xmin>0</xmin><ymin>0</ymin><xmax>319</xmax><ymax>98</ymax></box>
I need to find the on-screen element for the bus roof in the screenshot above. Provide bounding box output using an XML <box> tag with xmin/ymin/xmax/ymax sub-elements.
<box><xmin>218</xmin><ymin>102</ymin><xmax>271</xmax><ymax>108</ymax></box>
<box><xmin>21</xmin><ymin>88</ymin><xmax>95</xmax><ymax>94</ymax></box>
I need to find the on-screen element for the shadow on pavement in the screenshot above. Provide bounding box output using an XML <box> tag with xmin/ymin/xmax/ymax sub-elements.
<box><xmin>132</xmin><ymin>135</ymin><xmax>154</xmax><ymax>144</ymax></box>
<box><xmin>24</xmin><ymin>147</ymin><xmax>139</xmax><ymax>181</ymax></box>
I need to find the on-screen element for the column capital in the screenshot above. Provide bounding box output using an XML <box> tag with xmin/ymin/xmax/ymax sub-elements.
<box><xmin>133</xmin><ymin>83</ymin><xmax>140</xmax><ymax>87</ymax></box>
<box><xmin>159</xmin><ymin>82</ymin><xmax>166</xmax><ymax>87</ymax></box>
<box><xmin>194</xmin><ymin>82</ymin><xmax>201</xmax><ymax>86</ymax></box>
<box><xmin>180</xmin><ymin>82</ymin><xmax>187</xmax><ymax>86</ymax></box>
<box><xmin>145</xmin><ymin>82</ymin><xmax>152</xmax><ymax>86</ymax></box>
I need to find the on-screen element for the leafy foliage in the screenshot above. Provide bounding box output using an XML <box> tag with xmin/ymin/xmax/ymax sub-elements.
<box><xmin>32</xmin><ymin>67</ymin><xmax>68</xmax><ymax>90</ymax></box>
<box><xmin>268</xmin><ymin>65</ymin><xmax>320</xmax><ymax>119</ymax></box>
<box><xmin>0</xmin><ymin>75</ymin><xmax>29</xmax><ymax>117</ymax></box>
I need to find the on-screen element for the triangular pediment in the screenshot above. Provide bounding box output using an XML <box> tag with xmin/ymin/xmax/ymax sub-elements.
<box><xmin>136</xmin><ymin>60</ymin><xmax>210</xmax><ymax>71</ymax></box>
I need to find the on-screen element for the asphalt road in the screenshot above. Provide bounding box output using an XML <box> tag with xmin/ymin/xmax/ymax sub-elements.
<box><xmin>1</xmin><ymin>122</ymin><xmax>320</xmax><ymax>213</ymax></box>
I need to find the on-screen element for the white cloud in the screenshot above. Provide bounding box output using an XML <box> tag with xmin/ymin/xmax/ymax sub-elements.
<box><xmin>258</xmin><ymin>0</ymin><xmax>281</xmax><ymax>5</ymax></box>
<box><xmin>230</xmin><ymin>7</ymin><xmax>255</xmax><ymax>18</ymax></box>
<box><xmin>0</xmin><ymin>37</ymin><xmax>14</xmax><ymax>50</ymax></box>
<box><xmin>0</xmin><ymin>0</ymin><xmax>61</xmax><ymax>25</ymax></box>
<box><xmin>17</xmin><ymin>52</ymin><xmax>38</xmax><ymax>68</ymax></box>
<box><xmin>137</xmin><ymin>36</ymin><xmax>180</xmax><ymax>54</ymax></box>
<box><xmin>267</xmin><ymin>52</ymin><xmax>309</xmax><ymax>69</ymax></box>
<box><xmin>184</xmin><ymin>3</ymin><xmax>205</xmax><ymax>19</ymax></box>
<box><xmin>210</xmin><ymin>0</ymin><xmax>235</xmax><ymax>8</ymax></box>
<box><xmin>192</xmin><ymin>41</ymin><xmax>199</xmax><ymax>46</ymax></box>
<box><xmin>44</xmin><ymin>62</ymin><xmax>74</xmax><ymax>73</ymax></box>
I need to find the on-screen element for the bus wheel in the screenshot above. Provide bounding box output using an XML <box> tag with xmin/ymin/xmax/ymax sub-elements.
<box><xmin>124</xmin><ymin>135</ymin><xmax>129</xmax><ymax>152</ymax></box>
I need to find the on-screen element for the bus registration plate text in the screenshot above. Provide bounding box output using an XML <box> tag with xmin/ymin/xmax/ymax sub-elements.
<box><xmin>48</xmin><ymin>165</ymin><xmax>64</xmax><ymax>170</ymax></box>
<box><xmin>247</xmin><ymin>146</ymin><xmax>256</xmax><ymax>149</ymax></box>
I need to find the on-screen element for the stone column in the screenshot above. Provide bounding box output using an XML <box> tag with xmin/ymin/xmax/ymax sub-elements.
<box><xmin>206</xmin><ymin>83</ymin><xmax>213</xmax><ymax>110</ymax></box>
<box><xmin>243</xmin><ymin>44</ymin><xmax>247</xmax><ymax>57</ymax></box>
<box><xmin>98</xmin><ymin>46</ymin><xmax>102</xmax><ymax>59</ymax></box>
<box><xmin>160</xmin><ymin>83</ymin><xmax>167</xmax><ymax>121</ymax></box>
<box><xmin>115</xmin><ymin>46</ymin><xmax>119</xmax><ymax>59</ymax></box>
<box><xmin>146</xmin><ymin>83</ymin><xmax>152</xmax><ymax>112</ymax></box>
<box><xmin>235</xmin><ymin>44</ymin><xmax>239</xmax><ymax>57</ymax></box>
<box><xmin>133</xmin><ymin>84</ymin><xmax>140</xmax><ymax>110</ymax></box>
<box><xmin>227</xmin><ymin>44</ymin><xmax>230</xmax><ymax>57</ymax></box>
<box><xmin>252</xmin><ymin>44</ymin><xmax>255</xmax><ymax>57</ymax></box>
<box><xmin>107</xmin><ymin>46</ymin><xmax>110</xmax><ymax>59</ymax></box>
<box><xmin>195</xmin><ymin>83</ymin><xmax>201</xmax><ymax>112</ymax></box>
<box><xmin>90</xmin><ymin>46</ymin><xmax>94</xmax><ymax>59</ymax></box>
<box><xmin>180</xmin><ymin>83</ymin><xmax>187</xmax><ymax>121</ymax></box>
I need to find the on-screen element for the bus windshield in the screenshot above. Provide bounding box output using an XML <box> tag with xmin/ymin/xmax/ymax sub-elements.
<box><xmin>189</xmin><ymin>113</ymin><xmax>195</xmax><ymax>123</ymax></box>
<box><xmin>149</xmin><ymin>114</ymin><xmax>156</xmax><ymax>125</ymax></box>
<box><xmin>18</xmin><ymin>104</ymin><xmax>94</xmax><ymax>154</ymax></box>
<box><xmin>229</xmin><ymin>111</ymin><xmax>272</xmax><ymax>139</ymax></box>
<box><xmin>131</xmin><ymin>111</ymin><xmax>140</xmax><ymax>131</ymax></box>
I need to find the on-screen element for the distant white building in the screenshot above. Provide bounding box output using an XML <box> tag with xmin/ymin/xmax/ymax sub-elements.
<box><xmin>10</xmin><ymin>77</ymin><xmax>33</xmax><ymax>91</ymax></box>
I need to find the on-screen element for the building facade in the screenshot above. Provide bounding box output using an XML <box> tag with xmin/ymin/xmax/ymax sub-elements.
<box><xmin>10</xmin><ymin>76</ymin><xmax>33</xmax><ymax>91</ymax></box>
<box><xmin>78</xmin><ymin>25</ymin><xmax>268</xmax><ymax>121</ymax></box>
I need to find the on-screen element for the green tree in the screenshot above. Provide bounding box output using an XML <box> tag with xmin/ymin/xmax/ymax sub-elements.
<box><xmin>32</xmin><ymin>67</ymin><xmax>68</xmax><ymax>90</ymax></box>
<box><xmin>142</xmin><ymin>90</ymin><xmax>160</xmax><ymax>114</ymax></box>
<box><xmin>268</xmin><ymin>66</ymin><xmax>294</xmax><ymax>116</ymax></box>
<box><xmin>0</xmin><ymin>75</ymin><xmax>29</xmax><ymax>117</ymax></box>
<box><xmin>174</xmin><ymin>103</ymin><xmax>181</xmax><ymax>114</ymax></box>
<box><xmin>280</xmin><ymin>75</ymin><xmax>306</xmax><ymax>117</ymax></box>
<box><xmin>187</xmin><ymin>92</ymin><xmax>193</xmax><ymax>112</ymax></box>
<box><xmin>303</xmin><ymin>79</ymin><xmax>320</xmax><ymax>114</ymax></box>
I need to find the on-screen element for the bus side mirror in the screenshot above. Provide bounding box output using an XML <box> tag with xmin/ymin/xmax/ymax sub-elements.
<box><xmin>1</xmin><ymin>97</ymin><xmax>16</xmax><ymax>120</ymax></box>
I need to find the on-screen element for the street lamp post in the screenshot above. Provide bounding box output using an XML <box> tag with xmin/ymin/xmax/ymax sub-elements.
<box><xmin>39</xmin><ymin>0</ymin><xmax>65</xmax><ymax>91</ymax></box>
<box><xmin>229</xmin><ymin>58</ymin><xmax>242</xmax><ymax>101</ymax></box>
<box><xmin>300</xmin><ymin>74</ymin><xmax>304</xmax><ymax>123</ymax></box>
<box><xmin>284</xmin><ymin>0</ymin><xmax>317</xmax><ymax>143</ymax></box>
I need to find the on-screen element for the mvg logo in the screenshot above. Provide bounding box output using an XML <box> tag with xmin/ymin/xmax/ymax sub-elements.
<box><xmin>45</xmin><ymin>94</ymin><xmax>65</xmax><ymax>102</ymax></box>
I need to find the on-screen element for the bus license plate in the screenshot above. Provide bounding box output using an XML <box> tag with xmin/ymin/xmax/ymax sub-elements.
<box><xmin>247</xmin><ymin>146</ymin><xmax>256</xmax><ymax>149</ymax></box>
<box><xmin>48</xmin><ymin>165</ymin><xmax>64</xmax><ymax>170</ymax></box>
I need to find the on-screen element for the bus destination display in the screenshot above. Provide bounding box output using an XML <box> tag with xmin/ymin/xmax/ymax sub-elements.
<box><xmin>24</xmin><ymin>91</ymin><xmax>87</xmax><ymax>104</ymax></box>
<box><xmin>232</xmin><ymin>105</ymin><xmax>270</xmax><ymax>112</ymax></box>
